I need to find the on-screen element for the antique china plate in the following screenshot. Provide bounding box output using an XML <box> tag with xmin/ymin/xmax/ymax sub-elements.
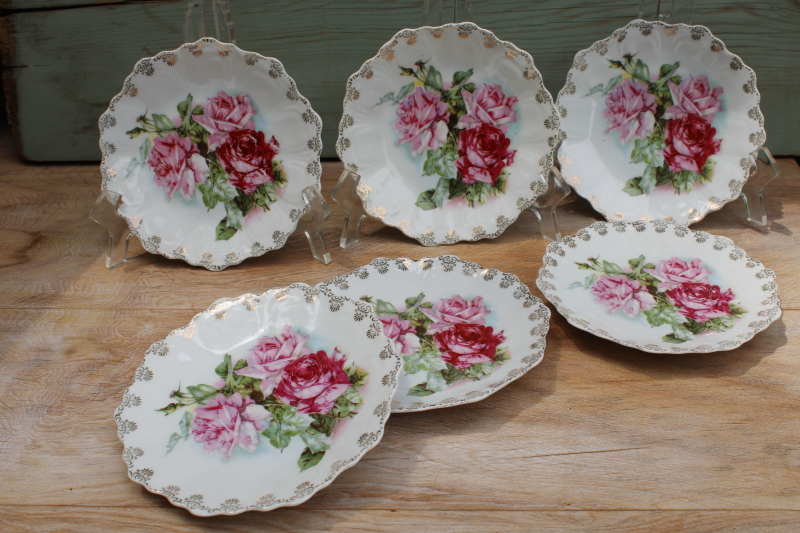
<box><xmin>319</xmin><ymin>256</ymin><xmax>549</xmax><ymax>412</ymax></box>
<box><xmin>115</xmin><ymin>285</ymin><xmax>401</xmax><ymax>516</ymax></box>
<box><xmin>99</xmin><ymin>38</ymin><xmax>322</xmax><ymax>270</ymax></box>
<box><xmin>338</xmin><ymin>24</ymin><xmax>558</xmax><ymax>245</ymax></box>
<box><xmin>537</xmin><ymin>220</ymin><xmax>780</xmax><ymax>353</ymax></box>
<box><xmin>556</xmin><ymin>21</ymin><xmax>765</xmax><ymax>225</ymax></box>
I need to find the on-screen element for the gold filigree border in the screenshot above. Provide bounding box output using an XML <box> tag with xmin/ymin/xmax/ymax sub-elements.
<box><xmin>115</xmin><ymin>284</ymin><xmax>402</xmax><ymax>516</ymax></box>
<box><xmin>536</xmin><ymin>220</ymin><xmax>782</xmax><ymax>354</ymax></box>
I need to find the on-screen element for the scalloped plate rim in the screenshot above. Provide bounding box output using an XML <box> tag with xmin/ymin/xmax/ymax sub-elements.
<box><xmin>98</xmin><ymin>38</ymin><xmax>323</xmax><ymax>271</ymax></box>
<box><xmin>115</xmin><ymin>283</ymin><xmax>401</xmax><ymax>516</ymax></box>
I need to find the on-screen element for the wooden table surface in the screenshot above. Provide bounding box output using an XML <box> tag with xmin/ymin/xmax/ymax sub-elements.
<box><xmin>2</xmin><ymin>130</ymin><xmax>799</xmax><ymax>532</ymax></box>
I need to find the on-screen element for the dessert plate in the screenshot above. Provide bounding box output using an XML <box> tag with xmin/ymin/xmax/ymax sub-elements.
<box><xmin>556</xmin><ymin>20</ymin><xmax>765</xmax><ymax>225</ymax></box>
<box><xmin>319</xmin><ymin>256</ymin><xmax>549</xmax><ymax>412</ymax></box>
<box><xmin>338</xmin><ymin>24</ymin><xmax>558</xmax><ymax>245</ymax></box>
<box><xmin>115</xmin><ymin>285</ymin><xmax>401</xmax><ymax>516</ymax></box>
<box><xmin>537</xmin><ymin>220</ymin><xmax>780</xmax><ymax>353</ymax></box>
<box><xmin>99</xmin><ymin>38</ymin><xmax>322</xmax><ymax>270</ymax></box>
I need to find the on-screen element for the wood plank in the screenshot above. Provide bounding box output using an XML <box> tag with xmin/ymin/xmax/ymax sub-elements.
<box><xmin>1</xmin><ymin>306</ymin><xmax>798</xmax><ymax>510</ymax></box>
<box><xmin>1</xmin><ymin>0</ymin><xmax>799</xmax><ymax>160</ymax></box>
<box><xmin>1</xmin><ymin>158</ymin><xmax>798</xmax><ymax>311</ymax></box>
<box><xmin>1</xmin><ymin>508</ymin><xmax>800</xmax><ymax>533</ymax></box>
<box><xmin>2</xmin><ymin>135</ymin><xmax>799</xmax><ymax>531</ymax></box>
<box><xmin>0</xmin><ymin>0</ymin><xmax>141</xmax><ymax>9</ymax></box>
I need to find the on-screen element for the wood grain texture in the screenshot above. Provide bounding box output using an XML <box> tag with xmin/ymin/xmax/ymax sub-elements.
<box><xmin>1</xmin><ymin>0</ymin><xmax>799</xmax><ymax>161</ymax></box>
<box><xmin>1</xmin><ymin>132</ymin><xmax>799</xmax><ymax>531</ymax></box>
<box><xmin>2</xmin><ymin>508</ymin><xmax>800</xmax><ymax>533</ymax></box>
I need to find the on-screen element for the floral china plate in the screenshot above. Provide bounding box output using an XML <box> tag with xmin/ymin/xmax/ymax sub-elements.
<box><xmin>115</xmin><ymin>284</ymin><xmax>401</xmax><ymax>516</ymax></box>
<box><xmin>537</xmin><ymin>220</ymin><xmax>780</xmax><ymax>353</ymax></box>
<box><xmin>318</xmin><ymin>256</ymin><xmax>550</xmax><ymax>412</ymax></box>
<box><xmin>338</xmin><ymin>24</ymin><xmax>559</xmax><ymax>245</ymax></box>
<box><xmin>556</xmin><ymin>20</ymin><xmax>765</xmax><ymax>225</ymax></box>
<box><xmin>99</xmin><ymin>38</ymin><xmax>322</xmax><ymax>270</ymax></box>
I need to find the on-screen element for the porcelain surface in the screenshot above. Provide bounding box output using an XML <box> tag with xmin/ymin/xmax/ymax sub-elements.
<box><xmin>319</xmin><ymin>256</ymin><xmax>549</xmax><ymax>412</ymax></box>
<box><xmin>339</xmin><ymin>24</ymin><xmax>558</xmax><ymax>245</ymax></box>
<box><xmin>115</xmin><ymin>285</ymin><xmax>400</xmax><ymax>516</ymax></box>
<box><xmin>537</xmin><ymin>220</ymin><xmax>780</xmax><ymax>353</ymax></box>
<box><xmin>99</xmin><ymin>38</ymin><xmax>322</xmax><ymax>270</ymax></box>
<box><xmin>556</xmin><ymin>21</ymin><xmax>764</xmax><ymax>225</ymax></box>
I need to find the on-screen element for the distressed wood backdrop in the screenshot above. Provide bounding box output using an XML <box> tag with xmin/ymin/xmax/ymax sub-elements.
<box><xmin>1</xmin><ymin>0</ymin><xmax>799</xmax><ymax>161</ymax></box>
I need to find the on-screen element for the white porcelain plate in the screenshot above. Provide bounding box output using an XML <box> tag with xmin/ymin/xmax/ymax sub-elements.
<box><xmin>557</xmin><ymin>21</ymin><xmax>765</xmax><ymax>225</ymax></box>
<box><xmin>319</xmin><ymin>256</ymin><xmax>549</xmax><ymax>412</ymax></box>
<box><xmin>115</xmin><ymin>285</ymin><xmax>401</xmax><ymax>516</ymax></box>
<box><xmin>99</xmin><ymin>38</ymin><xmax>322</xmax><ymax>270</ymax></box>
<box><xmin>537</xmin><ymin>220</ymin><xmax>781</xmax><ymax>353</ymax></box>
<box><xmin>339</xmin><ymin>24</ymin><xmax>559</xmax><ymax>245</ymax></box>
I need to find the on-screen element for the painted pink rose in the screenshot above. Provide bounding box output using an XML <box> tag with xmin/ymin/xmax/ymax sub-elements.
<box><xmin>393</xmin><ymin>86</ymin><xmax>450</xmax><ymax>156</ymax></box>
<box><xmin>234</xmin><ymin>325</ymin><xmax>313</xmax><ymax>395</ymax></box>
<box><xmin>456</xmin><ymin>83</ymin><xmax>518</xmax><ymax>133</ymax></box>
<box><xmin>433</xmin><ymin>323</ymin><xmax>505</xmax><ymax>370</ymax></box>
<box><xmin>591</xmin><ymin>275</ymin><xmax>656</xmax><ymax>318</ymax></box>
<box><xmin>643</xmin><ymin>257</ymin><xmax>712</xmax><ymax>292</ymax></box>
<box><xmin>421</xmin><ymin>295</ymin><xmax>490</xmax><ymax>335</ymax></box>
<box><xmin>379</xmin><ymin>315</ymin><xmax>420</xmax><ymax>356</ymax></box>
<box><xmin>194</xmin><ymin>91</ymin><xmax>257</xmax><ymax>150</ymax></box>
<box><xmin>274</xmin><ymin>349</ymin><xmax>352</xmax><ymax>415</ymax></box>
<box><xmin>665</xmin><ymin>282</ymin><xmax>736</xmax><ymax>323</ymax></box>
<box><xmin>455</xmin><ymin>123</ymin><xmax>515</xmax><ymax>185</ymax></box>
<box><xmin>148</xmin><ymin>132</ymin><xmax>209</xmax><ymax>201</ymax></box>
<box><xmin>663</xmin><ymin>114</ymin><xmax>721</xmax><ymax>173</ymax></box>
<box><xmin>191</xmin><ymin>392</ymin><xmax>270</xmax><ymax>459</ymax></box>
<box><xmin>603</xmin><ymin>78</ymin><xmax>657</xmax><ymax>144</ymax></box>
<box><xmin>216</xmin><ymin>129</ymin><xmax>279</xmax><ymax>194</ymax></box>
<box><xmin>663</xmin><ymin>75</ymin><xmax>724</xmax><ymax>123</ymax></box>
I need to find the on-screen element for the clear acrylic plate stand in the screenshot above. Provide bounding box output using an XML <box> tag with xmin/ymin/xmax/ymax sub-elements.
<box><xmin>638</xmin><ymin>0</ymin><xmax>781</xmax><ymax>228</ymax></box>
<box><xmin>332</xmin><ymin>0</ymin><xmax>571</xmax><ymax>246</ymax></box>
<box><xmin>91</xmin><ymin>0</ymin><xmax>332</xmax><ymax>268</ymax></box>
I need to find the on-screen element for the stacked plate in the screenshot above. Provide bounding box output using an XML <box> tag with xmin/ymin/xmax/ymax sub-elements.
<box><xmin>116</xmin><ymin>257</ymin><xmax>549</xmax><ymax>515</ymax></box>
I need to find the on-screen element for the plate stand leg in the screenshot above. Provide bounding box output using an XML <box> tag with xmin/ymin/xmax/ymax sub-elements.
<box><xmin>627</xmin><ymin>3</ymin><xmax>779</xmax><ymax>232</ymax></box>
<box><xmin>90</xmin><ymin>190</ymin><xmax>133</xmax><ymax>269</ymax></box>
<box><xmin>741</xmin><ymin>147</ymin><xmax>781</xmax><ymax>227</ymax></box>
<box><xmin>331</xmin><ymin>170</ymin><xmax>367</xmax><ymax>249</ymax></box>
<box><xmin>298</xmin><ymin>185</ymin><xmax>333</xmax><ymax>265</ymax></box>
<box><xmin>529</xmin><ymin>165</ymin><xmax>572</xmax><ymax>243</ymax></box>
<box><xmin>184</xmin><ymin>0</ymin><xmax>235</xmax><ymax>43</ymax></box>
<box><xmin>422</xmin><ymin>0</ymin><xmax>473</xmax><ymax>25</ymax></box>
<box><xmin>638</xmin><ymin>0</ymin><xmax>694</xmax><ymax>22</ymax></box>
<box><xmin>335</xmin><ymin>3</ymin><xmax>490</xmax><ymax>250</ymax></box>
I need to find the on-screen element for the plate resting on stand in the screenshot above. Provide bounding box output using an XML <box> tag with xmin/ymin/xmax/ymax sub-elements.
<box><xmin>556</xmin><ymin>21</ymin><xmax>765</xmax><ymax>225</ymax></box>
<box><xmin>99</xmin><ymin>38</ymin><xmax>322</xmax><ymax>270</ymax></box>
<box><xmin>338</xmin><ymin>24</ymin><xmax>558</xmax><ymax>245</ymax></box>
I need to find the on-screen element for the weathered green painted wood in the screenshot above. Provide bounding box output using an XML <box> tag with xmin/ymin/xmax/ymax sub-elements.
<box><xmin>0</xmin><ymin>0</ymin><xmax>142</xmax><ymax>9</ymax></box>
<box><xmin>1</xmin><ymin>0</ymin><xmax>799</xmax><ymax>161</ymax></box>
